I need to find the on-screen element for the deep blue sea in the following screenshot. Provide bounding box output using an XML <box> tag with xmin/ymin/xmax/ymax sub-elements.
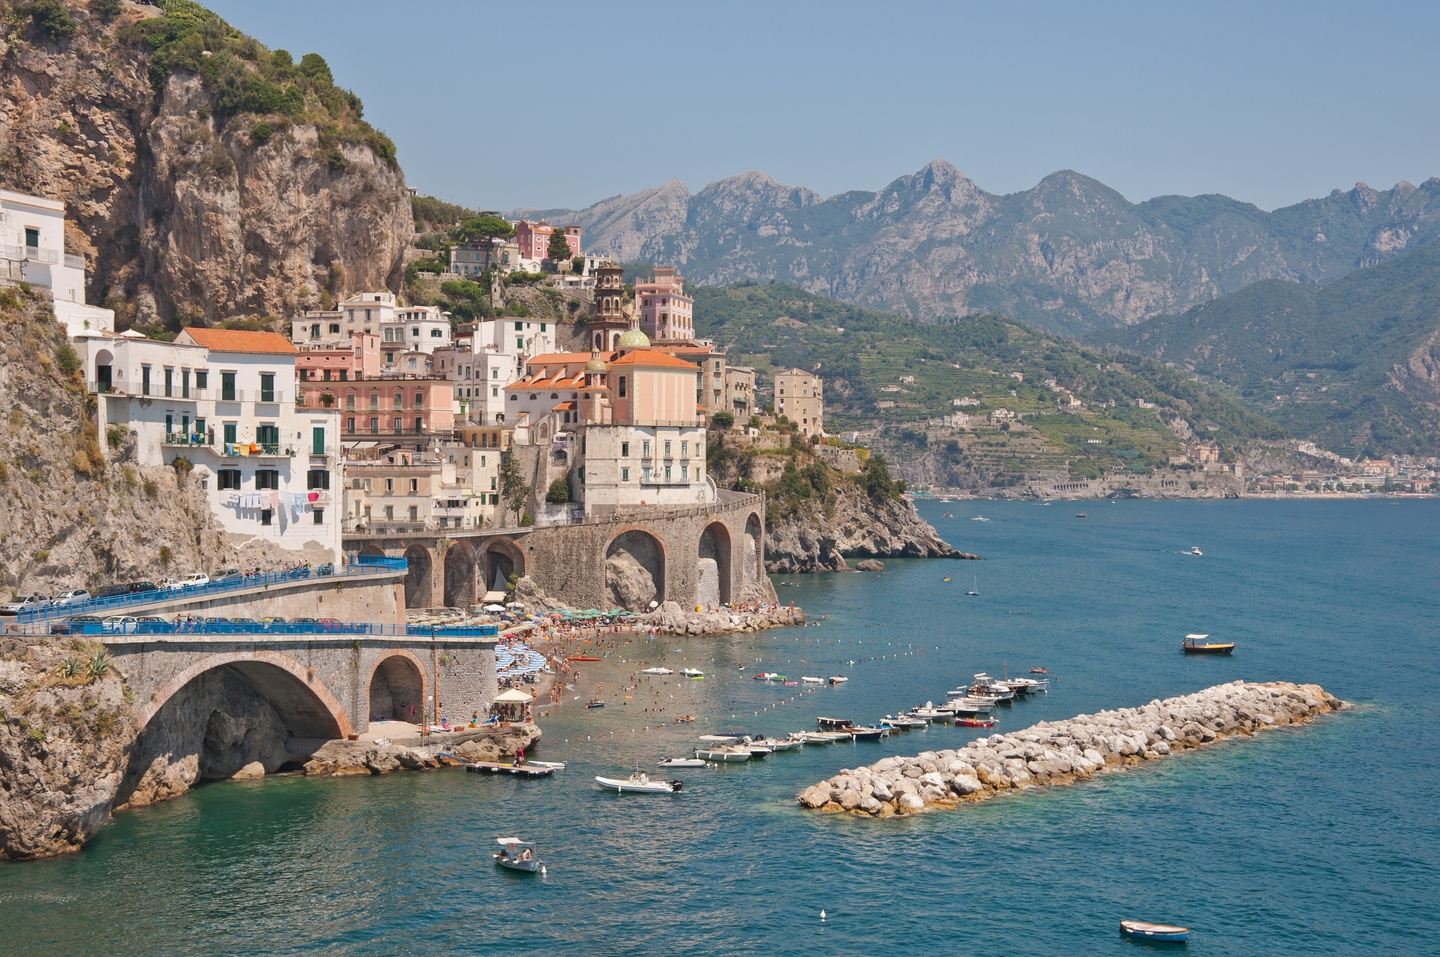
<box><xmin>3</xmin><ymin>500</ymin><xmax>1438</xmax><ymax>956</ymax></box>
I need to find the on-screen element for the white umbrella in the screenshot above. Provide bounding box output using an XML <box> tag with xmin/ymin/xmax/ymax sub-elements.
<box><xmin>484</xmin><ymin>604</ymin><xmax>505</xmax><ymax>612</ymax></box>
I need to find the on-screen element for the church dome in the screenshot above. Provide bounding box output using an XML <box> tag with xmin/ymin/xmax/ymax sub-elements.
<box><xmin>584</xmin><ymin>351</ymin><xmax>608</xmax><ymax>373</ymax></box>
<box><xmin>616</xmin><ymin>328</ymin><xmax>651</xmax><ymax>350</ymax></box>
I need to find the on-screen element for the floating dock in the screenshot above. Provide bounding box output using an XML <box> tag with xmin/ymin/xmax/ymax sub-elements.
<box><xmin>465</xmin><ymin>761</ymin><xmax>556</xmax><ymax>778</ymax></box>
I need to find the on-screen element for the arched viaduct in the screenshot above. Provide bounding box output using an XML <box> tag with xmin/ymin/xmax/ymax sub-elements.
<box><xmin>344</xmin><ymin>491</ymin><xmax>767</xmax><ymax>613</ymax></box>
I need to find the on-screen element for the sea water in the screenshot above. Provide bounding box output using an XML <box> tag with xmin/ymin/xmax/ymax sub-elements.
<box><xmin>2</xmin><ymin>499</ymin><xmax>1437</xmax><ymax>956</ymax></box>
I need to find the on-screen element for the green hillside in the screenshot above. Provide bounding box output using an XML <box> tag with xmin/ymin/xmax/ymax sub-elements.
<box><xmin>692</xmin><ymin>283</ymin><xmax>1281</xmax><ymax>481</ymax></box>
<box><xmin>1106</xmin><ymin>242</ymin><xmax>1440</xmax><ymax>457</ymax></box>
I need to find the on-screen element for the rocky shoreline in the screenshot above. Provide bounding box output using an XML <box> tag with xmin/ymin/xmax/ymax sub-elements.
<box><xmin>640</xmin><ymin>600</ymin><xmax>805</xmax><ymax>635</ymax></box>
<box><xmin>302</xmin><ymin>723</ymin><xmax>542</xmax><ymax>777</ymax></box>
<box><xmin>797</xmin><ymin>681</ymin><xmax>1345</xmax><ymax>817</ymax></box>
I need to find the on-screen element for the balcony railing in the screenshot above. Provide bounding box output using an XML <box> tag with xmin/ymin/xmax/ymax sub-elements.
<box><xmin>64</xmin><ymin>253</ymin><xmax>85</xmax><ymax>270</ymax></box>
<box><xmin>215</xmin><ymin>390</ymin><xmax>287</xmax><ymax>404</ymax></box>
<box><xmin>23</xmin><ymin>245</ymin><xmax>59</xmax><ymax>265</ymax></box>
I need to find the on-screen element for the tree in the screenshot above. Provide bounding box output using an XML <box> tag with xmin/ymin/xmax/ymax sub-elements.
<box><xmin>545</xmin><ymin>477</ymin><xmax>571</xmax><ymax>504</ymax></box>
<box><xmin>498</xmin><ymin>453</ymin><xmax>530</xmax><ymax>523</ymax></box>
<box><xmin>861</xmin><ymin>453</ymin><xmax>902</xmax><ymax>502</ymax></box>
<box><xmin>452</xmin><ymin>215</ymin><xmax>514</xmax><ymax>245</ymax></box>
<box><xmin>709</xmin><ymin>411</ymin><xmax>735</xmax><ymax>431</ymax></box>
<box><xmin>546</xmin><ymin>229</ymin><xmax>571</xmax><ymax>264</ymax></box>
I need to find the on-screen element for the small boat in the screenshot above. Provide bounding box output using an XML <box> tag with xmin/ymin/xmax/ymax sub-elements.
<box><xmin>493</xmin><ymin>837</ymin><xmax>544</xmax><ymax>874</ymax></box>
<box><xmin>753</xmin><ymin>672</ymin><xmax>784</xmax><ymax>681</ymax></box>
<box><xmin>522</xmin><ymin>760</ymin><xmax>567</xmax><ymax>771</ymax></box>
<box><xmin>754</xmin><ymin>736</ymin><xmax>803</xmax><ymax>752</ymax></box>
<box><xmin>673</xmin><ymin>714</ymin><xmax>696</xmax><ymax>724</ymax></box>
<box><xmin>946</xmin><ymin>698</ymin><xmax>996</xmax><ymax>718</ymax></box>
<box><xmin>658</xmin><ymin>757</ymin><xmax>707</xmax><ymax>768</ymax></box>
<box><xmin>746</xmin><ymin>745</ymin><xmax>772</xmax><ymax>759</ymax></box>
<box><xmin>585</xmin><ymin>699</ymin><xmax>606</xmax><ymax>709</ymax></box>
<box><xmin>847</xmin><ymin>726</ymin><xmax>889</xmax><ymax>742</ymax></box>
<box><xmin>801</xmin><ymin>676</ymin><xmax>824</xmax><ymax>684</ymax></box>
<box><xmin>911</xmin><ymin>703</ymin><xmax>955</xmax><ymax>723</ymax></box>
<box><xmin>640</xmin><ymin>666</ymin><xmax>674</xmax><ymax>676</ymax></box>
<box><xmin>595</xmin><ymin>773</ymin><xmax>683</xmax><ymax>794</ymax></box>
<box><xmin>567</xmin><ymin>655</ymin><xmax>602</xmax><ymax>662</ymax></box>
<box><xmin>682</xmin><ymin>667</ymin><xmax>705</xmax><ymax>679</ymax></box>
<box><xmin>1182</xmin><ymin>633</ymin><xmax>1236</xmax><ymax>655</ymax></box>
<box><xmin>1075</xmin><ymin>512</ymin><xmax>1088</xmax><ymax>518</ymax></box>
<box><xmin>816</xmin><ymin>716</ymin><xmax>854</xmax><ymax>731</ymax></box>
<box><xmin>970</xmin><ymin>515</ymin><xmax>990</xmax><ymax>522</ymax></box>
<box><xmin>695</xmin><ymin>745</ymin><xmax>752</xmax><ymax>763</ymax></box>
<box><xmin>880</xmin><ymin>714</ymin><xmax>926</xmax><ymax>731</ymax></box>
<box><xmin>942</xmin><ymin>577</ymin><xmax>952</xmax><ymax>583</ymax></box>
<box><xmin>1188</xmin><ymin>546</ymin><xmax>1204</xmax><ymax>557</ymax></box>
<box><xmin>1029</xmin><ymin>667</ymin><xmax>1048</xmax><ymax>674</ymax></box>
<box><xmin>798</xmin><ymin>730</ymin><xmax>848</xmax><ymax>744</ymax></box>
<box><xmin>697</xmin><ymin>733</ymin><xmax>740</xmax><ymax>743</ymax></box>
<box><xmin>466</xmin><ymin>761</ymin><xmax>556</xmax><ymax>778</ymax></box>
<box><xmin>966</xmin><ymin>574</ymin><xmax>979</xmax><ymax>596</ymax></box>
<box><xmin>828</xmin><ymin>676</ymin><xmax>848</xmax><ymax>685</ymax></box>
<box><xmin>1119</xmin><ymin>920</ymin><xmax>1189</xmax><ymax>943</ymax></box>
<box><xmin>955</xmin><ymin>716</ymin><xmax>998</xmax><ymax>728</ymax></box>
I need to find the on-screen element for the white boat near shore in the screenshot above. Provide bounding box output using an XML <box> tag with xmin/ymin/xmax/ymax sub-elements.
<box><xmin>595</xmin><ymin>773</ymin><xmax>682</xmax><ymax>794</ymax></box>
<box><xmin>801</xmin><ymin>676</ymin><xmax>824</xmax><ymax>684</ymax></box>
<box><xmin>640</xmin><ymin>667</ymin><xmax>673</xmax><ymax>676</ymax></box>
<box><xmin>658</xmin><ymin>757</ymin><xmax>706</xmax><ymax>768</ymax></box>
<box><xmin>696</xmin><ymin>745</ymin><xmax>752</xmax><ymax>762</ymax></box>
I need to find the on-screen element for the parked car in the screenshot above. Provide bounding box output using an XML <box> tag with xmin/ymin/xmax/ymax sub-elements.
<box><xmin>126</xmin><ymin>581</ymin><xmax>159</xmax><ymax>594</ymax></box>
<box><xmin>49</xmin><ymin>615</ymin><xmax>102</xmax><ymax>635</ymax></box>
<box><xmin>160</xmin><ymin>578</ymin><xmax>185</xmax><ymax>592</ymax></box>
<box><xmin>51</xmin><ymin>589</ymin><xmax>91</xmax><ymax>607</ymax></box>
<box><xmin>316</xmin><ymin>617</ymin><xmax>344</xmax><ymax>632</ymax></box>
<box><xmin>258</xmin><ymin>616</ymin><xmax>287</xmax><ymax>627</ymax></box>
<box><xmin>178</xmin><ymin>573</ymin><xmax>210</xmax><ymax>589</ymax></box>
<box><xmin>212</xmin><ymin>569</ymin><xmax>242</xmax><ymax>584</ymax></box>
<box><xmin>1</xmin><ymin>594</ymin><xmax>49</xmax><ymax>615</ymax></box>
<box><xmin>227</xmin><ymin>617</ymin><xmax>261</xmax><ymax>629</ymax></box>
<box><xmin>93</xmin><ymin>583</ymin><xmax>130</xmax><ymax>599</ymax></box>
<box><xmin>102</xmin><ymin>615</ymin><xmax>139</xmax><ymax>634</ymax></box>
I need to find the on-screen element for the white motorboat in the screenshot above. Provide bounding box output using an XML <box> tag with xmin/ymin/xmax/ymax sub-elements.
<box><xmin>493</xmin><ymin>837</ymin><xmax>545</xmax><ymax>874</ymax></box>
<box><xmin>945</xmin><ymin>698</ymin><xmax>995</xmax><ymax>718</ymax></box>
<box><xmin>640</xmin><ymin>667</ymin><xmax>674</xmax><ymax>676</ymax></box>
<box><xmin>970</xmin><ymin>674</ymin><xmax>1015</xmax><ymax>702</ymax></box>
<box><xmin>880</xmin><ymin>714</ymin><xmax>926</xmax><ymax>731</ymax></box>
<box><xmin>798</xmin><ymin>730</ymin><xmax>848</xmax><ymax>744</ymax></box>
<box><xmin>847</xmin><ymin>725</ymin><xmax>889</xmax><ymax>742</ymax></box>
<box><xmin>595</xmin><ymin>772</ymin><xmax>683</xmax><ymax>794</ymax></box>
<box><xmin>695</xmin><ymin>745</ymin><xmax>752</xmax><ymax>762</ymax></box>
<box><xmin>522</xmin><ymin>760</ymin><xmax>567</xmax><ymax>770</ymax></box>
<box><xmin>697</xmin><ymin>734</ymin><xmax>739</xmax><ymax>743</ymax></box>
<box><xmin>658</xmin><ymin>757</ymin><xmax>707</xmax><ymax>768</ymax></box>
<box><xmin>746</xmin><ymin>745</ymin><xmax>772</xmax><ymax>758</ymax></box>
<box><xmin>911</xmin><ymin>701</ymin><xmax>956</xmax><ymax>723</ymax></box>
<box><xmin>828</xmin><ymin>676</ymin><xmax>849</xmax><ymax>685</ymax></box>
<box><xmin>1188</xmin><ymin>546</ymin><xmax>1204</xmax><ymax>557</ymax></box>
<box><xmin>682</xmin><ymin>668</ymin><xmax>705</xmax><ymax>678</ymax></box>
<box><xmin>801</xmin><ymin>676</ymin><xmax>824</xmax><ymax>684</ymax></box>
<box><xmin>753</xmin><ymin>736</ymin><xmax>802</xmax><ymax>752</ymax></box>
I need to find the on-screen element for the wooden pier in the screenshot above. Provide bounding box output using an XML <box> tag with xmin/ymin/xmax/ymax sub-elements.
<box><xmin>464</xmin><ymin>761</ymin><xmax>555</xmax><ymax>778</ymax></box>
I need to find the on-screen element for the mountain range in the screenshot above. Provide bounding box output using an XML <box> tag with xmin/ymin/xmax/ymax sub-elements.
<box><xmin>1104</xmin><ymin>241</ymin><xmax>1440</xmax><ymax>458</ymax></box>
<box><xmin>521</xmin><ymin>161</ymin><xmax>1440</xmax><ymax>336</ymax></box>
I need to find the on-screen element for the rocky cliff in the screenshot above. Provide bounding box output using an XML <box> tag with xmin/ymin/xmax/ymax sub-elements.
<box><xmin>0</xmin><ymin>0</ymin><xmax>411</xmax><ymax>328</ymax></box>
<box><xmin>536</xmin><ymin>160</ymin><xmax>1440</xmax><ymax>336</ymax></box>
<box><xmin>766</xmin><ymin>483</ymin><xmax>968</xmax><ymax>573</ymax></box>
<box><xmin>0</xmin><ymin>286</ymin><xmax>315</xmax><ymax>596</ymax></box>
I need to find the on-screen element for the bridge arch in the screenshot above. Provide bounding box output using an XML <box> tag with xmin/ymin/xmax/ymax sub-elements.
<box><xmin>604</xmin><ymin>527</ymin><xmax>666</xmax><ymax>611</ymax></box>
<box><xmin>358</xmin><ymin>543</ymin><xmax>389</xmax><ymax>559</ymax></box>
<box><xmin>367</xmin><ymin>651</ymin><xmax>427</xmax><ymax>724</ymax></box>
<box><xmin>134</xmin><ymin>649</ymin><xmax>351</xmax><ymax>740</ymax></box>
<box><xmin>742</xmin><ymin>512</ymin><xmax>762</xmax><ymax>591</ymax></box>
<box><xmin>480</xmin><ymin>538</ymin><xmax>526</xmax><ymax>595</ymax></box>
<box><xmin>403</xmin><ymin>543</ymin><xmax>434</xmax><ymax>609</ymax></box>
<box><xmin>697</xmin><ymin>521</ymin><xmax>732</xmax><ymax>607</ymax></box>
<box><xmin>442</xmin><ymin>540</ymin><xmax>477</xmax><ymax>609</ymax></box>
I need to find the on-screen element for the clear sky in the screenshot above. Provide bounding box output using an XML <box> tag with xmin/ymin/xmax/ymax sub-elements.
<box><xmin>205</xmin><ymin>0</ymin><xmax>1440</xmax><ymax>212</ymax></box>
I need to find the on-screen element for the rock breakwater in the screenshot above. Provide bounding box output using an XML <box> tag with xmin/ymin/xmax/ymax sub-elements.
<box><xmin>643</xmin><ymin>600</ymin><xmax>804</xmax><ymax>635</ymax></box>
<box><xmin>797</xmin><ymin>681</ymin><xmax>1344</xmax><ymax>817</ymax></box>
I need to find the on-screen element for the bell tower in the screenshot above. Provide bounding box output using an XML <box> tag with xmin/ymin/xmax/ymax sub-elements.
<box><xmin>589</xmin><ymin>262</ymin><xmax>632</xmax><ymax>351</ymax></box>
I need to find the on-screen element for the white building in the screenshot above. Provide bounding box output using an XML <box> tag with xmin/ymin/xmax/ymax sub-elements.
<box><xmin>0</xmin><ymin>188</ymin><xmax>115</xmax><ymax>337</ymax></box>
<box><xmin>81</xmin><ymin>327</ymin><xmax>343</xmax><ymax>561</ymax></box>
<box><xmin>291</xmin><ymin>291</ymin><xmax>397</xmax><ymax>345</ymax></box>
<box><xmin>436</xmin><ymin>317</ymin><xmax>560</xmax><ymax>426</ymax></box>
<box><xmin>381</xmin><ymin>305</ymin><xmax>451</xmax><ymax>360</ymax></box>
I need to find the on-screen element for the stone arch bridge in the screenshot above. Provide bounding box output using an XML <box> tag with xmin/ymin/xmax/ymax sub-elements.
<box><xmin>103</xmin><ymin>632</ymin><xmax>498</xmax><ymax>742</ymax></box>
<box><xmin>345</xmin><ymin>491</ymin><xmax>768</xmax><ymax>612</ymax></box>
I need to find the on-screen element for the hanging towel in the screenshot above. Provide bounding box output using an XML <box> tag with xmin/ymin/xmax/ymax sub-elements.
<box><xmin>291</xmin><ymin>494</ymin><xmax>302</xmax><ymax>521</ymax></box>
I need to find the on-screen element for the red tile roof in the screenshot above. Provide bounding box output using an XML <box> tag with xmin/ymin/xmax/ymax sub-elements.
<box><xmin>180</xmin><ymin>327</ymin><xmax>297</xmax><ymax>355</ymax></box>
<box><xmin>608</xmin><ymin>349</ymin><xmax>699</xmax><ymax>370</ymax></box>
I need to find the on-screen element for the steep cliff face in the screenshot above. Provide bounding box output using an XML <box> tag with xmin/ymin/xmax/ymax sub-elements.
<box><xmin>541</xmin><ymin>160</ymin><xmax>1440</xmax><ymax>335</ymax></box>
<box><xmin>765</xmin><ymin>484</ymin><xmax>968</xmax><ymax>574</ymax></box>
<box><xmin>0</xmin><ymin>0</ymin><xmax>411</xmax><ymax>328</ymax></box>
<box><xmin>0</xmin><ymin>286</ymin><xmax>308</xmax><ymax>596</ymax></box>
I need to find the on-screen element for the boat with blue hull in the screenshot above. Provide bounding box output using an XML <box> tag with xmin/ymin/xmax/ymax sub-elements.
<box><xmin>1119</xmin><ymin>919</ymin><xmax>1189</xmax><ymax>943</ymax></box>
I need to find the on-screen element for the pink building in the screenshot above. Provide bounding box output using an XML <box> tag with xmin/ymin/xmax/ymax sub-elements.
<box><xmin>295</xmin><ymin>334</ymin><xmax>381</xmax><ymax>384</ymax></box>
<box><xmin>636</xmin><ymin>267</ymin><xmax>694</xmax><ymax>342</ymax></box>
<box><xmin>298</xmin><ymin>376</ymin><xmax>455</xmax><ymax>439</ymax></box>
<box><xmin>514</xmin><ymin>220</ymin><xmax>582</xmax><ymax>261</ymax></box>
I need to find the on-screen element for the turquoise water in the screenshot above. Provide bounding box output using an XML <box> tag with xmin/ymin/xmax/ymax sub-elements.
<box><xmin>3</xmin><ymin>500</ymin><xmax>1438</xmax><ymax>956</ymax></box>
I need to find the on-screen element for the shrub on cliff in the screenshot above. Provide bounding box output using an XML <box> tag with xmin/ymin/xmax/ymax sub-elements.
<box><xmin>25</xmin><ymin>0</ymin><xmax>75</xmax><ymax>42</ymax></box>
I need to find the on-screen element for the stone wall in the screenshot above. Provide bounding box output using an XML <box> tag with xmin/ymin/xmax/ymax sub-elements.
<box><xmin>82</xmin><ymin>572</ymin><xmax>405</xmax><ymax>626</ymax></box>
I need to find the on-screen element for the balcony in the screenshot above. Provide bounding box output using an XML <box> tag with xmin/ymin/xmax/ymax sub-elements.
<box><xmin>64</xmin><ymin>253</ymin><xmax>85</xmax><ymax>270</ymax></box>
<box><xmin>214</xmin><ymin>390</ymin><xmax>288</xmax><ymax>405</ymax></box>
<box><xmin>219</xmin><ymin>442</ymin><xmax>292</xmax><ymax>458</ymax></box>
<box><xmin>22</xmin><ymin>245</ymin><xmax>59</xmax><ymax>265</ymax></box>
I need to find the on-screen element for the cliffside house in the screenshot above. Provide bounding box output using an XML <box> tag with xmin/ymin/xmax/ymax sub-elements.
<box><xmin>514</xmin><ymin>220</ymin><xmax>582</xmax><ymax>263</ymax></box>
<box><xmin>636</xmin><ymin>266</ymin><xmax>695</xmax><ymax>343</ymax></box>
<box><xmin>79</xmin><ymin>327</ymin><xmax>344</xmax><ymax>561</ymax></box>
<box><xmin>773</xmin><ymin>368</ymin><xmax>824</xmax><ymax>438</ymax></box>
<box><xmin>0</xmin><ymin>188</ymin><xmax>115</xmax><ymax>337</ymax></box>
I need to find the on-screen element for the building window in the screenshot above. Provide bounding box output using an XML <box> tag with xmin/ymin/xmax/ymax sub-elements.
<box><xmin>369</xmin><ymin>416</ymin><xmax>378</xmax><ymax>432</ymax></box>
<box><xmin>618</xmin><ymin>376</ymin><xmax>627</xmax><ymax>398</ymax></box>
<box><xmin>307</xmin><ymin>468</ymin><xmax>329</xmax><ymax>490</ymax></box>
<box><xmin>414</xmin><ymin>391</ymin><xmax>424</xmax><ymax>408</ymax></box>
<box><xmin>408</xmin><ymin>505</ymin><xmax>419</xmax><ymax>522</ymax></box>
<box><xmin>621</xmin><ymin>441</ymin><xmax>630</xmax><ymax>457</ymax></box>
<box><xmin>393</xmin><ymin>391</ymin><xmax>403</xmax><ymax>409</ymax></box>
<box><xmin>346</xmin><ymin>394</ymin><xmax>356</xmax><ymax>410</ymax></box>
<box><xmin>329</xmin><ymin>323</ymin><xmax>341</xmax><ymax>334</ymax></box>
<box><xmin>664</xmin><ymin>440</ymin><xmax>672</xmax><ymax>457</ymax></box>
<box><xmin>312</xmin><ymin>426</ymin><xmax>326</xmax><ymax>455</ymax></box>
<box><xmin>384</xmin><ymin>505</ymin><xmax>394</xmax><ymax>520</ymax></box>
<box><xmin>414</xmin><ymin>416</ymin><xmax>423</xmax><ymax>433</ymax></box>
<box><xmin>369</xmin><ymin>393</ymin><xmax>379</xmax><ymax>409</ymax></box>
<box><xmin>622</xmin><ymin>466</ymin><xmax>630</xmax><ymax>482</ymax></box>
<box><xmin>164</xmin><ymin>367</ymin><xmax>173</xmax><ymax>397</ymax></box>
<box><xmin>255</xmin><ymin>469</ymin><xmax>279</xmax><ymax>490</ymax></box>
<box><xmin>260</xmin><ymin>508</ymin><xmax>273</xmax><ymax>526</ymax></box>
<box><xmin>514</xmin><ymin>321</ymin><xmax>523</xmax><ymax>331</ymax></box>
<box><xmin>346</xmin><ymin>417</ymin><xmax>356</xmax><ymax>432</ymax></box>
<box><xmin>141</xmin><ymin>365</ymin><xmax>152</xmax><ymax>396</ymax></box>
<box><xmin>681</xmin><ymin>440</ymin><xmax>688</xmax><ymax>458</ymax></box>
<box><xmin>409</xmin><ymin>478</ymin><xmax>419</xmax><ymax>493</ymax></box>
<box><xmin>259</xmin><ymin>372</ymin><xmax>275</xmax><ymax>402</ymax></box>
<box><xmin>196</xmin><ymin>370</ymin><xmax>208</xmax><ymax>390</ymax></box>
<box><xmin>221</xmin><ymin>371</ymin><xmax>237</xmax><ymax>401</ymax></box>
<box><xmin>313</xmin><ymin>507</ymin><xmax>324</xmax><ymax>525</ymax></box>
<box><xmin>385</xmin><ymin>478</ymin><xmax>394</xmax><ymax>493</ymax></box>
<box><xmin>391</xmin><ymin>416</ymin><xmax>401</xmax><ymax>432</ymax></box>
<box><xmin>217</xmin><ymin>468</ymin><xmax>241</xmax><ymax>490</ymax></box>
<box><xmin>642</xmin><ymin>440</ymin><xmax>651</xmax><ymax>458</ymax></box>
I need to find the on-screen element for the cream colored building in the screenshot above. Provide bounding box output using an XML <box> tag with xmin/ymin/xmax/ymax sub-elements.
<box><xmin>773</xmin><ymin>368</ymin><xmax>823</xmax><ymax>438</ymax></box>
